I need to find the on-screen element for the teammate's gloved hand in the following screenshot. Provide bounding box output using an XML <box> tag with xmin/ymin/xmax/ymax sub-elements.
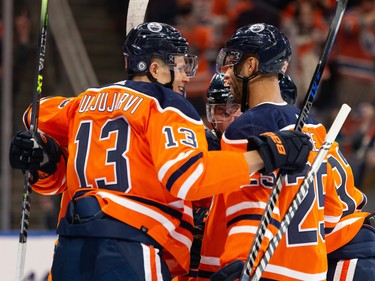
<box><xmin>193</xmin><ymin>207</ymin><xmax>209</xmax><ymax>236</ymax></box>
<box><xmin>210</xmin><ymin>260</ymin><xmax>244</xmax><ymax>281</ymax></box>
<box><xmin>365</xmin><ymin>212</ymin><xmax>375</xmax><ymax>228</ymax></box>
<box><xmin>9</xmin><ymin>131</ymin><xmax>62</xmax><ymax>182</ymax></box>
<box><xmin>247</xmin><ymin>130</ymin><xmax>312</xmax><ymax>174</ymax></box>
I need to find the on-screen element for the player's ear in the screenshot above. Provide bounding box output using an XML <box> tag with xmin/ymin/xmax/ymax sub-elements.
<box><xmin>149</xmin><ymin>61</ymin><xmax>159</xmax><ymax>80</ymax></box>
<box><xmin>247</xmin><ymin>56</ymin><xmax>258</xmax><ymax>74</ymax></box>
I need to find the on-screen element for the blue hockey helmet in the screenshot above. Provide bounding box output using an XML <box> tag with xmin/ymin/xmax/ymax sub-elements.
<box><xmin>206</xmin><ymin>73</ymin><xmax>231</xmax><ymax>104</ymax></box>
<box><xmin>206</xmin><ymin>73</ymin><xmax>240</xmax><ymax>127</ymax></box>
<box><xmin>123</xmin><ymin>22</ymin><xmax>198</xmax><ymax>79</ymax></box>
<box><xmin>216</xmin><ymin>23</ymin><xmax>291</xmax><ymax>77</ymax></box>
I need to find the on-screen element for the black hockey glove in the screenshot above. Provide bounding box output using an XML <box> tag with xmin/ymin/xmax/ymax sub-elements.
<box><xmin>248</xmin><ymin>130</ymin><xmax>312</xmax><ymax>174</ymax></box>
<box><xmin>193</xmin><ymin>207</ymin><xmax>209</xmax><ymax>236</ymax></box>
<box><xmin>9</xmin><ymin>131</ymin><xmax>62</xmax><ymax>183</ymax></box>
<box><xmin>210</xmin><ymin>260</ymin><xmax>244</xmax><ymax>281</ymax></box>
<box><xmin>365</xmin><ymin>212</ymin><xmax>375</xmax><ymax>228</ymax></box>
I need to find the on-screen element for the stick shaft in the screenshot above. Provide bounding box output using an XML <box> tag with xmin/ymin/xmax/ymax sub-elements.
<box><xmin>15</xmin><ymin>1</ymin><xmax>49</xmax><ymax>280</ymax></box>
<box><xmin>240</xmin><ymin>1</ymin><xmax>348</xmax><ymax>279</ymax></box>
<box><xmin>294</xmin><ymin>0</ymin><xmax>348</xmax><ymax>132</ymax></box>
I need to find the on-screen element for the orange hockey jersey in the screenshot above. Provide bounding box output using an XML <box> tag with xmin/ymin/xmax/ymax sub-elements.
<box><xmin>204</xmin><ymin>103</ymin><xmax>367</xmax><ymax>280</ymax></box>
<box><xmin>24</xmin><ymin>80</ymin><xmax>252</xmax><ymax>276</ymax></box>
<box><xmin>197</xmin><ymin>194</ymin><xmax>227</xmax><ymax>281</ymax></box>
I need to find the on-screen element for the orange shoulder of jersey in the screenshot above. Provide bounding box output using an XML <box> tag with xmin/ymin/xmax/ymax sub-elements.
<box><xmin>326</xmin><ymin>211</ymin><xmax>370</xmax><ymax>253</ymax></box>
<box><xmin>24</xmin><ymin>95</ymin><xmax>79</xmax><ymax>147</ymax></box>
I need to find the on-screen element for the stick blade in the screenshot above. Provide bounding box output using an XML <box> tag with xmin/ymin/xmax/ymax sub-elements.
<box><xmin>126</xmin><ymin>0</ymin><xmax>150</xmax><ymax>35</ymax></box>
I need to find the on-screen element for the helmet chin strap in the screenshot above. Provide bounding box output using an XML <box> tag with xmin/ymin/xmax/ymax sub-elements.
<box><xmin>146</xmin><ymin>72</ymin><xmax>157</xmax><ymax>83</ymax></box>
<box><xmin>213</xmin><ymin>127</ymin><xmax>222</xmax><ymax>140</ymax></box>
<box><xmin>235</xmin><ymin>68</ymin><xmax>262</xmax><ymax>112</ymax></box>
<box><xmin>162</xmin><ymin>70</ymin><xmax>175</xmax><ymax>90</ymax></box>
<box><xmin>147</xmin><ymin>70</ymin><xmax>175</xmax><ymax>91</ymax></box>
<box><xmin>240</xmin><ymin>78</ymin><xmax>250</xmax><ymax>113</ymax></box>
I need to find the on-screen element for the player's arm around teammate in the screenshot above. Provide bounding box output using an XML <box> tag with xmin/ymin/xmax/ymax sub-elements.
<box><xmin>9</xmin><ymin>22</ymin><xmax>312</xmax><ymax>281</ymax></box>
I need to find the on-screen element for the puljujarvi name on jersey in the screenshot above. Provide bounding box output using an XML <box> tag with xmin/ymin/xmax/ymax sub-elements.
<box><xmin>78</xmin><ymin>92</ymin><xmax>144</xmax><ymax>114</ymax></box>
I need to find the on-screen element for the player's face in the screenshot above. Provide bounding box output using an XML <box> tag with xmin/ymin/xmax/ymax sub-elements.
<box><xmin>214</xmin><ymin>107</ymin><xmax>241</xmax><ymax>134</ymax></box>
<box><xmin>156</xmin><ymin>55</ymin><xmax>193</xmax><ymax>96</ymax></box>
<box><xmin>223</xmin><ymin>57</ymin><xmax>260</xmax><ymax>108</ymax></box>
<box><xmin>172</xmin><ymin>56</ymin><xmax>191</xmax><ymax>96</ymax></box>
<box><xmin>223</xmin><ymin>65</ymin><xmax>242</xmax><ymax>104</ymax></box>
<box><xmin>208</xmin><ymin>103</ymin><xmax>241</xmax><ymax>134</ymax></box>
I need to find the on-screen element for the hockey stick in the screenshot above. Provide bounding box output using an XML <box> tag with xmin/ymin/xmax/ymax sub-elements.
<box><xmin>15</xmin><ymin>1</ymin><xmax>49</xmax><ymax>280</ymax></box>
<box><xmin>250</xmin><ymin>103</ymin><xmax>351</xmax><ymax>281</ymax></box>
<box><xmin>126</xmin><ymin>0</ymin><xmax>150</xmax><ymax>35</ymax></box>
<box><xmin>240</xmin><ymin>0</ymin><xmax>348</xmax><ymax>280</ymax></box>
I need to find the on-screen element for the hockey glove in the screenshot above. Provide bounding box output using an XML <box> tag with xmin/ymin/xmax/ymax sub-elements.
<box><xmin>210</xmin><ymin>260</ymin><xmax>244</xmax><ymax>281</ymax></box>
<box><xmin>365</xmin><ymin>212</ymin><xmax>375</xmax><ymax>228</ymax></box>
<box><xmin>9</xmin><ymin>131</ymin><xmax>62</xmax><ymax>182</ymax></box>
<box><xmin>193</xmin><ymin>207</ymin><xmax>209</xmax><ymax>236</ymax></box>
<box><xmin>248</xmin><ymin>130</ymin><xmax>312</xmax><ymax>174</ymax></box>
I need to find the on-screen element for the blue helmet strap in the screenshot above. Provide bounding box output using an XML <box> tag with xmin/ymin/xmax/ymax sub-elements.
<box><xmin>163</xmin><ymin>69</ymin><xmax>175</xmax><ymax>90</ymax></box>
<box><xmin>147</xmin><ymin>69</ymin><xmax>175</xmax><ymax>92</ymax></box>
<box><xmin>235</xmin><ymin>66</ymin><xmax>262</xmax><ymax>112</ymax></box>
<box><xmin>241</xmin><ymin>78</ymin><xmax>249</xmax><ymax>112</ymax></box>
<box><xmin>147</xmin><ymin>71</ymin><xmax>157</xmax><ymax>83</ymax></box>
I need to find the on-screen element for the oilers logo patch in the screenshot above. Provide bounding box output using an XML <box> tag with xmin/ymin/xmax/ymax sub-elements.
<box><xmin>147</xmin><ymin>22</ymin><xmax>163</xmax><ymax>33</ymax></box>
<box><xmin>249</xmin><ymin>23</ymin><xmax>265</xmax><ymax>33</ymax></box>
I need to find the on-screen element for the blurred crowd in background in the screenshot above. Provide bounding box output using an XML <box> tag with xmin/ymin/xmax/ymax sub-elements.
<box><xmin>1</xmin><ymin>0</ymin><xmax>375</xmax><ymax>229</ymax></box>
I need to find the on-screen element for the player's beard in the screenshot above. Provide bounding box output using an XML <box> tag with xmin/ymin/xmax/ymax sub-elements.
<box><xmin>228</xmin><ymin>78</ymin><xmax>242</xmax><ymax>104</ymax></box>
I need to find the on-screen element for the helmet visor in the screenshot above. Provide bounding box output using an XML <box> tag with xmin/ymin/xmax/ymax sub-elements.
<box><xmin>216</xmin><ymin>48</ymin><xmax>243</xmax><ymax>74</ymax></box>
<box><xmin>167</xmin><ymin>54</ymin><xmax>198</xmax><ymax>78</ymax></box>
<box><xmin>206</xmin><ymin>103</ymin><xmax>241</xmax><ymax>123</ymax></box>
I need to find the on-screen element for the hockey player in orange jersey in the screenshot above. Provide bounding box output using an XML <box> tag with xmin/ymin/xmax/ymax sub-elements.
<box><xmin>174</xmin><ymin>73</ymin><xmax>241</xmax><ymax>281</ymax></box>
<box><xmin>205</xmin><ymin>23</ymin><xmax>369</xmax><ymax>281</ymax></box>
<box><xmin>197</xmin><ymin>74</ymin><xmax>301</xmax><ymax>281</ymax></box>
<box><xmin>9</xmin><ymin>22</ymin><xmax>313</xmax><ymax>281</ymax></box>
